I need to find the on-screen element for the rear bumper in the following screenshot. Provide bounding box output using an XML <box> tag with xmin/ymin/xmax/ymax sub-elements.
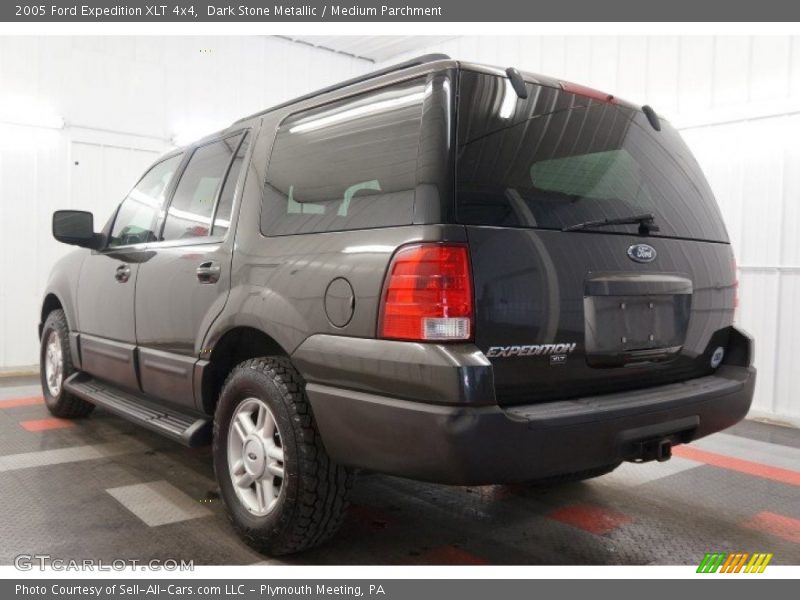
<box><xmin>306</xmin><ymin>364</ymin><xmax>755</xmax><ymax>484</ymax></box>
<box><xmin>295</xmin><ymin>328</ymin><xmax>756</xmax><ymax>485</ymax></box>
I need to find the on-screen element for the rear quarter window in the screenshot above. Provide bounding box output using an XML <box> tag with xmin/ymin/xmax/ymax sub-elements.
<box><xmin>261</xmin><ymin>78</ymin><xmax>425</xmax><ymax>236</ymax></box>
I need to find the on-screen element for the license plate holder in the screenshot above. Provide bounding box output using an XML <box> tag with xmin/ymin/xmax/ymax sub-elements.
<box><xmin>584</xmin><ymin>294</ymin><xmax>691</xmax><ymax>366</ymax></box>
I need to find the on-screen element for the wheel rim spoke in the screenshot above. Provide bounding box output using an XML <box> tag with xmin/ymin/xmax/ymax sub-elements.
<box><xmin>255</xmin><ymin>480</ymin><xmax>267</xmax><ymax>511</ymax></box>
<box><xmin>237</xmin><ymin>411</ymin><xmax>256</xmax><ymax>434</ymax></box>
<box><xmin>235</xmin><ymin>471</ymin><xmax>255</xmax><ymax>489</ymax></box>
<box><xmin>260</xmin><ymin>414</ymin><xmax>275</xmax><ymax>438</ymax></box>
<box><xmin>255</xmin><ymin>404</ymin><xmax>266</xmax><ymax>431</ymax></box>
<box><xmin>232</xmin><ymin>421</ymin><xmax>248</xmax><ymax>443</ymax></box>
<box><xmin>267</xmin><ymin>480</ymin><xmax>279</xmax><ymax>508</ymax></box>
<box><xmin>233</xmin><ymin>412</ymin><xmax>255</xmax><ymax>443</ymax></box>
<box><xmin>266</xmin><ymin>443</ymin><xmax>284</xmax><ymax>463</ymax></box>
<box><xmin>266</xmin><ymin>461</ymin><xmax>284</xmax><ymax>479</ymax></box>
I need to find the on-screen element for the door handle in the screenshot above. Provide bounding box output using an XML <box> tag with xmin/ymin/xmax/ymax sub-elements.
<box><xmin>196</xmin><ymin>261</ymin><xmax>221</xmax><ymax>284</ymax></box>
<box><xmin>115</xmin><ymin>264</ymin><xmax>131</xmax><ymax>283</ymax></box>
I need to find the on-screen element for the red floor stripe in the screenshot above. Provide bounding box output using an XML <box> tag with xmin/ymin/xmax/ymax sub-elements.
<box><xmin>413</xmin><ymin>545</ymin><xmax>490</xmax><ymax>565</ymax></box>
<box><xmin>549</xmin><ymin>503</ymin><xmax>633</xmax><ymax>535</ymax></box>
<box><xmin>0</xmin><ymin>396</ymin><xmax>44</xmax><ymax>409</ymax></box>
<box><xmin>673</xmin><ymin>445</ymin><xmax>800</xmax><ymax>487</ymax></box>
<box><xmin>743</xmin><ymin>512</ymin><xmax>800</xmax><ymax>544</ymax></box>
<box><xmin>20</xmin><ymin>418</ymin><xmax>75</xmax><ymax>432</ymax></box>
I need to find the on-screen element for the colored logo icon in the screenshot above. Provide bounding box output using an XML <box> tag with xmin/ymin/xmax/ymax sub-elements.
<box><xmin>697</xmin><ymin>552</ymin><xmax>773</xmax><ymax>573</ymax></box>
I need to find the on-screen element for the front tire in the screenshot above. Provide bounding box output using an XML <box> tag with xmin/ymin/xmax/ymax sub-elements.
<box><xmin>213</xmin><ymin>357</ymin><xmax>354</xmax><ymax>555</ymax></box>
<box><xmin>39</xmin><ymin>309</ymin><xmax>94</xmax><ymax>418</ymax></box>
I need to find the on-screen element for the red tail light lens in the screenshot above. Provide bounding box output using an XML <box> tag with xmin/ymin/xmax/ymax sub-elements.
<box><xmin>379</xmin><ymin>243</ymin><xmax>473</xmax><ymax>342</ymax></box>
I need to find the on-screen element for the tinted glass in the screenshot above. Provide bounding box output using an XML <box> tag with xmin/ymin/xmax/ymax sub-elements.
<box><xmin>161</xmin><ymin>135</ymin><xmax>241</xmax><ymax>241</ymax></box>
<box><xmin>456</xmin><ymin>71</ymin><xmax>728</xmax><ymax>242</ymax></box>
<box><xmin>109</xmin><ymin>154</ymin><xmax>182</xmax><ymax>247</ymax></box>
<box><xmin>213</xmin><ymin>133</ymin><xmax>250</xmax><ymax>237</ymax></box>
<box><xmin>261</xmin><ymin>79</ymin><xmax>425</xmax><ymax>235</ymax></box>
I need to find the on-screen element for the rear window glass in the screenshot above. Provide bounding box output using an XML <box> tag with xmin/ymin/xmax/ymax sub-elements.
<box><xmin>456</xmin><ymin>71</ymin><xmax>728</xmax><ymax>242</ymax></box>
<box><xmin>261</xmin><ymin>79</ymin><xmax>425</xmax><ymax>236</ymax></box>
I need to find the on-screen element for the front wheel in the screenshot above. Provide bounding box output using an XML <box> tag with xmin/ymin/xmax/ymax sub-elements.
<box><xmin>213</xmin><ymin>357</ymin><xmax>354</xmax><ymax>556</ymax></box>
<box><xmin>39</xmin><ymin>309</ymin><xmax>94</xmax><ymax>418</ymax></box>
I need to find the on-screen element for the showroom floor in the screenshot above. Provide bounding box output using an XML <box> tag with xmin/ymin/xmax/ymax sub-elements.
<box><xmin>0</xmin><ymin>375</ymin><xmax>798</xmax><ymax>566</ymax></box>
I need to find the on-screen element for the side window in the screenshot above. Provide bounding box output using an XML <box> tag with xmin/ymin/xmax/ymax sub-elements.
<box><xmin>212</xmin><ymin>133</ymin><xmax>251</xmax><ymax>237</ymax></box>
<box><xmin>109</xmin><ymin>154</ymin><xmax>182</xmax><ymax>248</ymax></box>
<box><xmin>161</xmin><ymin>135</ymin><xmax>242</xmax><ymax>242</ymax></box>
<box><xmin>261</xmin><ymin>78</ymin><xmax>425</xmax><ymax>236</ymax></box>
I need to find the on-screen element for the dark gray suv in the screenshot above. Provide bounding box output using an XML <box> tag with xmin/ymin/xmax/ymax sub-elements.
<box><xmin>40</xmin><ymin>55</ymin><xmax>755</xmax><ymax>555</ymax></box>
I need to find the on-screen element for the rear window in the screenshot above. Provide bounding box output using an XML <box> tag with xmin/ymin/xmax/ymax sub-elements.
<box><xmin>261</xmin><ymin>78</ymin><xmax>425</xmax><ymax>236</ymax></box>
<box><xmin>456</xmin><ymin>71</ymin><xmax>728</xmax><ymax>242</ymax></box>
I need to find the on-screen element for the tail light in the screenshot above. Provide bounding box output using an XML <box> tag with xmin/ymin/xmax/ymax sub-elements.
<box><xmin>379</xmin><ymin>243</ymin><xmax>473</xmax><ymax>342</ymax></box>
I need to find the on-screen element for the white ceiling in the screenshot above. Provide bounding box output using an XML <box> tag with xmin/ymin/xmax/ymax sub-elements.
<box><xmin>276</xmin><ymin>36</ymin><xmax>456</xmax><ymax>63</ymax></box>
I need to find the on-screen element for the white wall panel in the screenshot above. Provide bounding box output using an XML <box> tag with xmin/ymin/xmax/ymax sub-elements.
<box><xmin>781</xmin><ymin>125</ymin><xmax>800</xmax><ymax>267</ymax></box>
<box><xmin>646</xmin><ymin>36</ymin><xmax>679</xmax><ymax>116</ymax></box>
<box><xmin>712</xmin><ymin>37</ymin><xmax>751</xmax><ymax>107</ymax></box>
<box><xmin>614</xmin><ymin>37</ymin><xmax>649</xmax><ymax>104</ymax></box>
<box><xmin>0</xmin><ymin>36</ymin><xmax>370</xmax><ymax>370</ymax></box>
<box><xmin>774</xmin><ymin>272</ymin><xmax>800</xmax><ymax>418</ymax></box>
<box><xmin>677</xmin><ymin>36</ymin><xmax>714</xmax><ymax>114</ymax></box>
<box><xmin>737</xmin><ymin>270</ymin><xmax>780</xmax><ymax>415</ymax></box>
<box><xmin>381</xmin><ymin>36</ymin><xmax>800</xmax><ymax>422</ymax></box>
<box><xmin>589</xmin><ymin>37</ymin><xmax>619</xmax><ymax>93</ymax></box>
<box><xmin>750</xmin><ymin>37</ymin><xmax>790</xmax><ymax>102</ymax></box>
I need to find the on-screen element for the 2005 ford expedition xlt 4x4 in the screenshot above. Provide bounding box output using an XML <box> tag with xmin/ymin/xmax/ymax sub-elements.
<box><xmin>40</xmin><ymin>55</ymin><xmax>755</xmax><ymax>555</ymax></box>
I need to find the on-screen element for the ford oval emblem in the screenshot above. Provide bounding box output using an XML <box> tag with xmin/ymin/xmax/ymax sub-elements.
<box><xmin>627</xmin><ymin>243</ymin><xmax>657</xmax><ymax>263</ymax></box>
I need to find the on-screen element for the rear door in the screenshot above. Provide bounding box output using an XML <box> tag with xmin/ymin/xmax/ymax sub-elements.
<box><xmin>76</xmin><ymin>153</ymin><xmax>182</xmax><ymax>392</ymax></box>
<box><xmin>134</xmin><ymin>132</ymin><xmax>252</xmax><ymax>410</ymax></box>
<box><xmin>456</xmin><ymin>70</ymin><xmax>736</xmax><ymax>405</ymax></box>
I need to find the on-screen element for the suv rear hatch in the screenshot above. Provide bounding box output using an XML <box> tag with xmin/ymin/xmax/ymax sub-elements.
<box><xmin>456</xmin><ymin>69</ymin><xmax>737</xmax><ymax>405</ymax></box>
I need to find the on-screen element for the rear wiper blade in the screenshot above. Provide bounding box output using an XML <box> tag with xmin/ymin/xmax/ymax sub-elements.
<box><xmin>562</xmin><ymin>212</ymin><xmax>660</xmax><ymax>234</ymax></box>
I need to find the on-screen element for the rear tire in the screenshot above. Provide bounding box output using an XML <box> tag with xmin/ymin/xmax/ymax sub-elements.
<box><xmin>39</xmin><ymin>309</ymin><xmax>94</xmax><ymax>419</ymax></box>
<box><xmin>213</xmin><ymin>357</ymin><xmax>354</xmax><ymax>556</ymax></box>
<box><xmin>526</xmin><ymin>463</ymin><xmax>621</xmax><ymax>486</ymax></box>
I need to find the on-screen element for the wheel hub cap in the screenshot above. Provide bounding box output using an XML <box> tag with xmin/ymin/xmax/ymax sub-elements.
<box><xmin>243</xmin><ymin>437</ymin><xmax>266</xmax><ymax>478</ymax></box>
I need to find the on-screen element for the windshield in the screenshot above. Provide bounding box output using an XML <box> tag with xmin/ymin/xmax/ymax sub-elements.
<box><xmin>456</xmin><ymin>71</ymin><xmax>729</xmax><ymax>242</ymax></box>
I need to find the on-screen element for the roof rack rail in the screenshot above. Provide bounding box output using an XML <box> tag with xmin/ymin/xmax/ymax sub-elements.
<box><xmin>235</xmin><ymin>53</ymin><xmax>452</xmax><ymax>124</ymax></box>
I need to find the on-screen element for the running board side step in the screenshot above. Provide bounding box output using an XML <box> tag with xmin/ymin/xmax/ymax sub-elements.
<box><xmin>63</xmin><ymin>373</ymin><xmax>211</xmax><ymax>447</ymax></box>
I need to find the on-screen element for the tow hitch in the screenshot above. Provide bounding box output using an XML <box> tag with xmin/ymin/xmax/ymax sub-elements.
<box><xmin>628</xmin><ymin>438</ymin><xmax>673</xmax><ymax>463</ymax></box>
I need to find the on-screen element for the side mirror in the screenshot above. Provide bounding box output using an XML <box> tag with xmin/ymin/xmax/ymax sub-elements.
<box><xmin>52</xmin><ymin>210</ymin><xmax>102</xmax><ymax>249</ymax></box>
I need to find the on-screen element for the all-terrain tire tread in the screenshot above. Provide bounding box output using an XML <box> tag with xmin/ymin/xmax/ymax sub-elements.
<box><xmin>215</xmin><ymin>357</ymin><xmax>353</xmax><ymax>555</ymax></box>
<box><xmin>40</xmin><ymin>309</ymin><xmax>94</xmax><ymax>419</ymax></box>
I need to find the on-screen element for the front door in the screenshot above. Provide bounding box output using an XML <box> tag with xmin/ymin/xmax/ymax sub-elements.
<box><xmin>77</xmin><ymin>153</ymin><xmax>184</xmax><ymax>392</ymax></box>
<box><xmin>135</xmin><ymin>133</ymin><xmax>250</xmax><ymax>409</ymax></box>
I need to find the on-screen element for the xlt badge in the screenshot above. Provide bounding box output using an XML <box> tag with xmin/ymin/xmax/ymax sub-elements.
<box><xmin>486</xmin><ymin>343</ymin><xmax>577</xmax><ymax>358</ymax></box>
